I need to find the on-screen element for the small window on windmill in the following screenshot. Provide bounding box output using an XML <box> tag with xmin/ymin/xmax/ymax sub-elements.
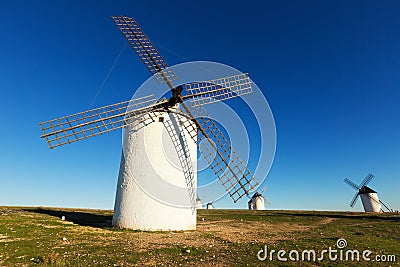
<box><xmin>158</xmin><ymin>117</ymin><xmax>164</xmax><ymax>122</ymax></box>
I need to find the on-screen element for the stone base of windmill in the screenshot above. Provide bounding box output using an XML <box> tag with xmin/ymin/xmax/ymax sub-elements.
<box><xmin>112</xmin><ymin>111</ymin><xmax>197</xmax><ymax>231</ymax></box>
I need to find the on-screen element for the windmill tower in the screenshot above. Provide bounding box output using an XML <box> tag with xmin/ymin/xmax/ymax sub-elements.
<box><xmin>248</xmin><ymin>185</ymin><xmax>269</xmax><ymax>210</ymax></box>
<box><xmin>195</xmin><ymin>197</ymin><xmax>203</xmax><ymax>209</ymax></box>
<box><xmin>344</xmin><ymin>174</ymin><xmax>382</xmax><ymax>212</ymax></box>
<box><xmin>39</xmin><ymin>16</ymin><xmax>259</xmax><ymax>230</ymax></box>
<box><xmin>248</xmin><ymin>192</ymin><xmax>265</xmax><ymax>210</ymax></box>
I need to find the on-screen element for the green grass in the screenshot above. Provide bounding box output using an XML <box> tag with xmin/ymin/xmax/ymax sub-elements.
<box><xmin>0</xmin><ymin>207</ymin><xmax>399</xmax><ymax>266</ymax></box>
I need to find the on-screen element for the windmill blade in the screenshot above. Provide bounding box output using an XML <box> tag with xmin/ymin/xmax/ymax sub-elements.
<box><xmin>260</xmin><ymin>185</ymin><xmax>268</xmax><ymax>195</ymax></box>
<box><xmin>379</xmin><ymin>199</ymin><xmax>392</xmax><ymax>212</ymax></box>
<box><xmin>360</xmin><ymin>173</ymin><xmax>374</xmax><ymax>187</ymax></box>
<box><xmin>112</xmin><ymin>16</ymin><xmax>177</xmax><ymax>85</ymax></box>
<box><xmin>162</xmin><ymin>112</ymin><xmax>196</xmax><ymax>214</ymax></box>
<box><xmin>182</xmin><ymin>73</ymin><xmax>252</xmax><ymax>106</ymax></box>
<box><xmin>40</xmin><ymin>95</ymin><xmax>165</xmax><ymax>149</ymax></box>
<box><xmin>179</xmin><ymin>102</ymin><xmax>258</xmax><ymax>203</ymax></box>
<box><xmin>349</xmin><ymin>192</ymin><xmax>360</xmax><ymax>207</ymax></box>
<box><xmin>259</xmin><ymin>186</ymin><xmax>271</xmax><ymax>206</ymax></box>
<box><xmin>344</xmin><ymin>178</ymin><xmax>360</xmax><ymax>190</ymax></box>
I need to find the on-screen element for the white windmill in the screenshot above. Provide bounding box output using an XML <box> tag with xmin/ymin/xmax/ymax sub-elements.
<box><xmin>248</xmin><ymin>186</ymin><xmax>269</xmax><ymax>210</ymax></box>
<box><xmin>195</xmin><ymin>197</ymin><xmax>203</xmax><ymax>210</ymax></box>
<box><xmin>344</xmin><ymin>174</ymin><xmax>391</xmax><ymax>213</ymax></box>
<box><xmin>39</xmin><ymin>16</ymin><xmax>259</xmax><ymax>230</ymax></box>
<box><xmin>248</xmin><ymin>192</ymin><xmax>265</xmax><ymax>210</ymax></box>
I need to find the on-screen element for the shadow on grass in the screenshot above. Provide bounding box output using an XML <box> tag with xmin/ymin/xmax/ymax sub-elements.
<box><xmin>24</xmin><ymin>208</ymin><xmax>113</xmax><ymax>228</ymax></box>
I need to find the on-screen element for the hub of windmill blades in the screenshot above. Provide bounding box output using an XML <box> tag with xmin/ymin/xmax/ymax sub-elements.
<box><xmin>167</xmin><ymin>85</ymin><xmax>184</xmax><ymax>107</ymax></box>
<box><xmin>39</xmin><ymin>15</ymin><xmax>260</xmax><ymax>212</ymax></box>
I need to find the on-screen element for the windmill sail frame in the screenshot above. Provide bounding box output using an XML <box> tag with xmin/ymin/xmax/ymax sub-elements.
<box><xmin>40</xmin><ymin>15</ymin><xmax>261</xmax><ymax>209</ymax></box>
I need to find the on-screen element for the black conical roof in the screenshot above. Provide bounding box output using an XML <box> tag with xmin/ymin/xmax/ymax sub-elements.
<box><xmin>248</xmin><ymin>192</ymin><xmax>263</xmax><ymax>203</ymax></box>
<box><xmin>359</xmin><ymin>186</ymin><xmax>377</xmax><ymax>194</ymax></box>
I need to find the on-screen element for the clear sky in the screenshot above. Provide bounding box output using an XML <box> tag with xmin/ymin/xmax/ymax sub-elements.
<box><xmin>0</xmin><ymin>0</ymin><xmax>399</xmax><ymax>211</ymax></box>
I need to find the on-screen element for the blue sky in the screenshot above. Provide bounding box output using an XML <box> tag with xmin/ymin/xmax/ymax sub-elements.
<box><xmin>0</xmin><ymin>0</ymin><xmax>399</xmax><ymax>211</ymax></box>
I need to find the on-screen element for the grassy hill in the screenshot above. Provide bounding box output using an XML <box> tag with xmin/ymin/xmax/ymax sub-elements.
<box><xmin>0</xmin><ymin>207</ymin><xmax>399</xmax><ymax>266</ymax></box>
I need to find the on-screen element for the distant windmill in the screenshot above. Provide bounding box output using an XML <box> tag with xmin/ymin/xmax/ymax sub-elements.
<box><xmin>198</xmin><ymin>194</ymin><xmax>217</xmax><ymax>210</ymax></box>
<box><xmin>39</xmin><ymin>16</ymin><xmax>259</xmax><ymax>230</ymax></box>
<box><xmin>248</xmin><ymin>186</ymin><xmax>269</xmax><ymax>210</ymax></box>
<box><xmin>344</xmin><ymin>173</ymin><xmax>390</xmax><ymax>212</ymax></box>
<box><xmin>195</xmin><ymin>197</ymin><xmax>203</xmax><ymax>210</ymax></box>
